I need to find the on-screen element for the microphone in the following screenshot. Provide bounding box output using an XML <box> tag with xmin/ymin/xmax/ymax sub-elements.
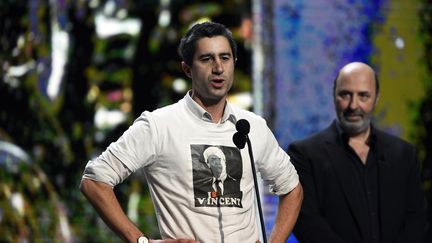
<box><xmin>233</xmin><ymin>119</ymin><xmax>267</xmax><ymax>243</ymax></box>
<box><xmin>232</xmin><ymin>119</ymin><xmax>250</xmax><ymax>149</ymax></box>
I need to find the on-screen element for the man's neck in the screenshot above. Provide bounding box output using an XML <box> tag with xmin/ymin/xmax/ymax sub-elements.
<box><xmin>347</xmin><ymin>126</ymin><xmax>371</xmax><ymax>144</ymax></box>
<box><xmin>191</xmin><ymin>92</ymin><xmax>227</xmax><ymax>123</ymax></box>
<box><xmin>347</xmin><ymin>127</ymin><xmax>371</xmax><ymax>164</ymax></box>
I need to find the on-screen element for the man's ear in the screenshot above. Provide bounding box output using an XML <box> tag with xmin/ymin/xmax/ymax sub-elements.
<box><xmin>181</xmin><ymin>61</ymin><xmax>192</xmax><ymax>78</ymax></box>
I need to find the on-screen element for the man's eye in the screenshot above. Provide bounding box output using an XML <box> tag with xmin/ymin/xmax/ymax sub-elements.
<box><xmin>339</xmin><ymin>93</ymin><xmax>350</xmax><ymax>98</ymax></box>
<box><xmin>359</xmin><ymin>94</ymin><xmax>370</xmax><ymax>100</ymax></box>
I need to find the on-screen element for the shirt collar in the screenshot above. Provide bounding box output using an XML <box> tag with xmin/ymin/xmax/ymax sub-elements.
<box><xmin>184</xmin><ymin>91</ymin><xmax>237</xmax><ymax>124</ymax></box>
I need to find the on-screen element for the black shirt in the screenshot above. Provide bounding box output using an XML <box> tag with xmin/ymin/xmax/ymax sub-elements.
<box><xmin>341</xmin><ymin>128</ymin><xmax>381</xmax><ymax>243</ymax></box>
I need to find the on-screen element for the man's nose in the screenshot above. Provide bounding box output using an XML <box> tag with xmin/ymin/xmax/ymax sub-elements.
<box><xmin>212</xmin><ymin>58</ymin><xmax>224</xmax><ymax>74</ymax></box>
<box><xmin>349</xmin><ymin>96</ymin><xmax>358</xmax><ymax>110</ymax></box>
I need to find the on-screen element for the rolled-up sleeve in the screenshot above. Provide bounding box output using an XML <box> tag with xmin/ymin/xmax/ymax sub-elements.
<box><xmin>267</xmin><ymin>153</ymin><xmax>299</xmax><ymax>195</ymax></box>
<box><xmin>82</xmin><ymin>151</ymin><xmax>132</xmax><ymax>187</ymax></box>
<box><xmin>82</xmin><ymin>112</ymin><xmax>158</xmax><ymax>187</ymax></box>
<box><xmin>255</xmin><ymin>124</ymin><xmax>299</xmax><ymax>196</ymax></box>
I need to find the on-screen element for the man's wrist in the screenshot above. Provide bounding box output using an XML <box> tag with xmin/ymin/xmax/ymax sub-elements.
<box><xmin>137</xmin><ymin>236</ymin><xmax>149</xmax><ymax>243</ymax></box>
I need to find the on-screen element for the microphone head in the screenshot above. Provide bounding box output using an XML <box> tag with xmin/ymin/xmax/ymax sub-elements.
<box><xmin>233</xmin><ymin>119</ymin><xmax>250</xmax><ymax>149</ymax></box>
<box><xmin>233</xmin><ymin>132</ymin><xmax>247</xmax><ymax>149</ymax></box>
<box><xmin>236</xmin><ymin>119</ymin><xmax>250</xmax><ymax>135</ymax></box>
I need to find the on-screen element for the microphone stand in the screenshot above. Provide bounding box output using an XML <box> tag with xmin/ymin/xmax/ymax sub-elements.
<box><xmin>245</xmin><ymin>135</ymin><xmax>267</xmax><ymax>243</ymax></box>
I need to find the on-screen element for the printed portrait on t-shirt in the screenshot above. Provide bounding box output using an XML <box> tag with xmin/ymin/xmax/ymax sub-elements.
<box><xmin>191</xmin><ymin>144</ymin><xmax>243</xmax><ymax>207</ymax></box>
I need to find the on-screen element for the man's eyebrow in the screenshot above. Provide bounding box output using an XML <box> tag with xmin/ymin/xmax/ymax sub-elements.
<box><xmin>219</xmin><ymin>52</ymin><xmax>233</xmax><ymax>56</ymax></box>
<box><xmin>337</xmin><ymin>90</ymin><xmax>351</xmax><ymax>94</ymax></box>
<box><xmin>198</xmin><ymin>53</ymin><xmax>214</xmax><ymax>58</ymax></box>
<box><xmin>358</xmin><ymin>91</ymin><xmax>370</xmax><ymax>95</ymax></box>
<box><xmin>198</xmin><ymin>52</ymin><xmax>232</xmax><ymax>58</ymax></box>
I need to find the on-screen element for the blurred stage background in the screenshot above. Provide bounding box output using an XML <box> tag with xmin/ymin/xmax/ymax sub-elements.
<box><xmin>0</xmin><ymin>0</ymin><xmax>431</xmax><ymax>242</ymax></box>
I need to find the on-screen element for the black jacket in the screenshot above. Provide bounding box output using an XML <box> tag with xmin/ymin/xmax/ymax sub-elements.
<box><xmin>287</xmin><ymin>121</ymin><xmax>426</xmax><ymax>243</ymax></box>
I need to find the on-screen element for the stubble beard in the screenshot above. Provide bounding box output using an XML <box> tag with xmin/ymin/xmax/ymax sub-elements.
<box><xmin>338</xmin><ymin>114</ymin><xmax>371</xmax><ymax>136</ymax></box>
<box><xmin>206</xmin><ymin>82</ymin><xmax>232</xmax><ymax>105</ymax></box>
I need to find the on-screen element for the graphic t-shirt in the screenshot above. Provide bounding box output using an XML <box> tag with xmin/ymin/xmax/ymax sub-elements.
<box><xmin>82</xmin><ymin>92</ymin><xmax>299</xmax><ymax>242</ymax></box>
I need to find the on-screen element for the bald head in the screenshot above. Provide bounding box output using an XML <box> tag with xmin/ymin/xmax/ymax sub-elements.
<box><xmin>333</xmin><ymin>62</ymin><xmax>379</xmax><ymax>98</ymax></box>
<box><xmin>333</xmin><ymin>62</ymin><xmax>379</xmax><ymax>135</ymax></box>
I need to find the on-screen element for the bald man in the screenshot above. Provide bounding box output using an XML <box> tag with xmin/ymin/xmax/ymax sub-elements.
<box><xmin>287</xmin><ymin>62</ymin><xmax>426</xmax><ymax>243</ymax></box>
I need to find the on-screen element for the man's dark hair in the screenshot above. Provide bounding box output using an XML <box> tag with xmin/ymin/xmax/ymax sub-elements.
<box><xmin>332</xmin><ymin>72</ymin><xmax>380</xmax><ymax>98</ymax></box>
<box><xmin>178</xmin><ymin>22</ymin><xmax>238</xmax><ymax>66</ymax></box>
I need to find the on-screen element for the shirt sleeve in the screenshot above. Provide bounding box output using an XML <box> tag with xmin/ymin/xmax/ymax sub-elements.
<box><xmin>254</xmin><ymin>122</ymin><xmax>299</xmax><ymax>196</ymax></box>
<box><xmin>82</xmin><ymin>112</ymin><xmax>158</xmax><ymax>187</ymax></box>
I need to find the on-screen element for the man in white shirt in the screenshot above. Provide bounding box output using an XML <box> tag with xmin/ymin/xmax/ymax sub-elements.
<box><xmin>80</xmin><ymin>21</ymin><xmax>303</xmax><ymax>243</ymax></box>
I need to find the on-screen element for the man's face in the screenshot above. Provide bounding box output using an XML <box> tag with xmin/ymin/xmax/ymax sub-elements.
<box><xmin>182</xmin><ymin>36</ymin><xmax>235</xmax><ymax>105</ymax></box>
<box><xmin>334</xmin><ymin>67</ymin><xmax>378</xmax><ymax>135</ymax></box>
<box><xmin>207</xmin><ymin>154</ymin><xmax>224</xmax><ymax>178</ymax></box>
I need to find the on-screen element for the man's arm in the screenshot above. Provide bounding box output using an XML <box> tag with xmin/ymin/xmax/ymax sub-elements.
<box><xmin>80</xmin><ymin>179</ymin><xmax>198</xmax><ymax>243</ymax></box>
<box><xmin>398</xmin><ymin>147</ymin><xmax>427</xmax><ymax>243</ymax></box>
<box><xmin>80</xmin><ymin>178</ymin><xmax>144</xmax><ymax>242</ymax></box>
<box><xmin>268</xmin><ymin>183</ymin><xmax>303</xmax><ymax>243</ymax></box>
